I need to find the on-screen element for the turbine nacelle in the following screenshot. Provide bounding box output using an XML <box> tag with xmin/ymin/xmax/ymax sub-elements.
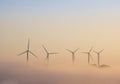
<box><xmin>18</xmin><ymin>38</ymin><xmax>37</xmax><ymax>62</ymax></box>
<box><xmin>81</xmin><ymin>47</ymin><xmax>93</xmax><ymax>64</ymax></box>
<box><xmin>42</xmin><ymin>45</ymin><xmax>58</xmax><ymax>62</ymax></box>
<box><xmin>66</xmin><ymin>48</ymin><xmax>79</xmax><ymax>54</ymax></box>
<box><xmin>66</xmin><ymin>48</ymin><xmax>79</xmax><ymax>63</ymax></box>
<box><xmin>93</xmin><ymin>49</ymin><xmax>104</xmax><ymax>54</ymax></box>
<box><xmin>93</xmin><ymin>49</ymin><xmax>104</xmax><ymax>67</ymax></box>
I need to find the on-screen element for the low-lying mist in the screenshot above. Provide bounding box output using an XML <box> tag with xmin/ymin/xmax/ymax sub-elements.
<box><xmin>0</xmin><ymin>61</ymin><xmax>120</xmax><ymax>84</ymax></box>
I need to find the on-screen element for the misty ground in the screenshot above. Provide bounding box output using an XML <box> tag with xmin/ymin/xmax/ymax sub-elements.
<box><xmin>0</xmin><ymin>61</ymin><xmax>120</xmax><ymax>84</ymax></box>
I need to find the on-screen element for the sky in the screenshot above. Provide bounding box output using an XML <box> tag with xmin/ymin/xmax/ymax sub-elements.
<box><xmin>1</xmin><ymin>0</ymin><xmax>120</xmax><ymax>84</ymax></box>
<box><xmin>1</xmin><ymin>0</ymin><xmax>120</xmax><ymax>69</ymax></box>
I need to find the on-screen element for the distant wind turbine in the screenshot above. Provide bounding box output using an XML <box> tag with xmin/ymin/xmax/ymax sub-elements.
<box><xmin>42</xmin><ymin>45</ymin><xmax>58</xmax><ymax>63</ymax></box>
<box><xmin>66</xmin><ymin>48</ymin><xmax>79</xmax><ymax>64</ymax></box>
<box><xmin>18</xmin><ymin>38</ymin><xmax>37</xmax><ymax>62</ymax></box>
<box><xmin>82</xmin><ymin>47</ymin><xmax>93</xmax><ymax>64</ymax></box>
<box><xmin>93</xmin><ymin>49</ymin><xmax>104</xmax><ymax>67</ymax></box>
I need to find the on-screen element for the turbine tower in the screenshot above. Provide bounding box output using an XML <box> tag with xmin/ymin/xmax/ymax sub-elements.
<box><xmin>42</xmin><ymin>45</ymin><xmax>58</xmax><ymax>63</ymax></box>
<box><xmin>82</xmin><ymin>47</ymin><xmax>93</xmax><ymax>64</ymax></box>
<box><xmin>66</xmin><ymin>48</ymin><xmax>79</xmax><ymax>64</ymax></box>
<box><xmin>94</xmin><ymin>49</ymin><xmax>104</xmax><ymax>67</ymax></box>
<box><xmin>18</xmin><ymin>38</ymin><xmax>37</xmax><ymax>62</ymax></box>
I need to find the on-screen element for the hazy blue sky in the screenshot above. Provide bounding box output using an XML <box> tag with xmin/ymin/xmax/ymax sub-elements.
<box><xmin>1</xmin><ymin>0</ymin><xmax>120</xmax><ymax>19</ymax></box>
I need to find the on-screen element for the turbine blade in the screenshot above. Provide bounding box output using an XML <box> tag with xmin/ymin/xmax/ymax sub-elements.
<box><xmin>42</xmin><ymin>45</ymin><xmax>48</xmax><ymax>53</ymax></box>
<box><xmin>89</xmin><ymin>47</ymin><xmax>93</xmax><ymax>52</ymax></box>
<box><xmin>93</xmin><ymin>51</ymin><xmax>98</xmax><ymax>53</ymax></box>
<box><xmin>74</xmin><ymin>48</ymin><xmax>79</xmax><ymax>53</ymax></box>
<box><xmin>99</xmin><ymin>49</ymin><xmax>104</xmax><ymax>53</ymax></box>
<box><xmin>49</xmin><ymin>52</ymin><xmax>59</xmax><ymax>54</ymax></box>
<box><xmin>27</xmin><ymin>38</ymin><xmax>30</xmax><ymax>50</ymax></box>
<box><xmin>81</xmin><ymin>52</ymin><xmax>88</xmax><ymax>54</ymax></box>
<box><xmin>90</xmin><ymin>54</ymin><xmax>93</xmax><ymax>61</ymax></box>
<box><xmin>18</xmin><ymin>51</ymin><xmax>27</xmax><ymax>56</ymax></box>
<box><xmin>29</xmin><ymin>51</ymin><xmax>37</xmax><ymax>58</ymax></box>
<box><xmin>66</xmin><ymin>49</ymin><xmax>73</xmax><ymax>53</ymax></box>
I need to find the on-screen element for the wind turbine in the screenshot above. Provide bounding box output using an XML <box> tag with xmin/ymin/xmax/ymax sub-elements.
<box><xmin>66</xmin><ymin>48</ymin><xmax>79</xmax><ymax>64</ymax></box>
<box><xmin>18</xmin><ymin>38</ymin><xmax>37</xmax><ymax>62</ymax></box>
<box><xmin>42</xmin><ymin>45</ymin><xmax>58</xmax><ymax>63</ymax></box>
<box><xmin>82</xmin><ymin>47</ymin><xmax>93</xmax><ymax>64</ymax></box>
<box><xmin>93</xmin><ymin>49</ymin><xmax>104</xmax><ymax>67</ymax></box>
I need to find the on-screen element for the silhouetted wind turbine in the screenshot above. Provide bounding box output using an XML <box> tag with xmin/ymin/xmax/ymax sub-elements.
<box><xmin>66</xmin><ymin>48</ymin><xmax>79</xmax><ymax>64</ymax></box>
<box><xmin>82</xmin><ymin>47</ymin><xmax>93</xmax><ymax>64</ymax></box>
<box><xmin>42</xmin><ymin>45</ymin><xmax>58</xmax><ymax>63</ymax></box>
<box><xmin>93</xmin><ymin>49</ymin><xmax>104</xmax><ymax>67</ymax></box>
<box><xmin>18</xmin><ymin>38</ymin><xmax>37</xmax><ymax>62</ymax></box>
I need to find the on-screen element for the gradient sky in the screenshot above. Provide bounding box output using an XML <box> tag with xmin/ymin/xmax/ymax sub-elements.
<box><xmin>1</xmin><ymin>0</ymin><xmax>120</xmax><ymax>66</ymax></box>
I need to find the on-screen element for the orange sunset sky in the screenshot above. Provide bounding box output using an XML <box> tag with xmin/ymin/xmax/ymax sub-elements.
<box><xmin>1</xmin><ymin>0</ymin><xmax>120</xmax><ymax>84</ymax></box>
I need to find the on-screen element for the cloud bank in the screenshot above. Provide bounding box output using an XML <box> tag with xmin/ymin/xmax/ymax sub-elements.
<box><xmin>0</xmin><ymin>61</ymin><xmax>120</xmax><ymax>84</ymax></box>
